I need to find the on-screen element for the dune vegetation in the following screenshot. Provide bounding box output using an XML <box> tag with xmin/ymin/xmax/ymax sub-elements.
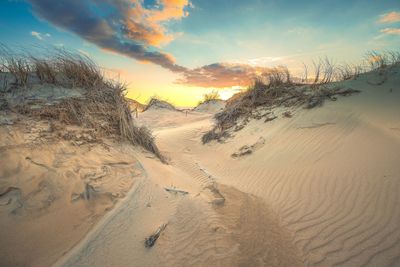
<box><xmin>0</xmin><ymin>45</ymin><xmax>165</xmax><ymax>162</ymax></box>
<box><xmin>198</xmin><ymin>90</ymin><xmax>221</xmax><ymax>105</ymax></box>
<box><xmin>202</xmin><ymin>52</ymin><xmax>400</xmax><ymax>143</ymax></box>
<box><xmin>143</xmin><ymin>96</ymin><xmax>177</xmax><ymax>112</ymax></box>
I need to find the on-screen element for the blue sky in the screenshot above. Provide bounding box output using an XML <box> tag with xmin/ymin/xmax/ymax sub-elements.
<box><xmin>167</xmin><ymin>0</ymin><xmax>400</xmax><ymax>66</ymax></box>
<box><xmin>0</xmin><ymin>0</ymin><xmax>399</xmax><ymax>105</ymax></box>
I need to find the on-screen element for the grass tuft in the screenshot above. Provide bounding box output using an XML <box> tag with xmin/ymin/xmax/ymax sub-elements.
<box><xmin>201</xmin><ymin>51</ymin><xmax>400</xmax><ymax>144</ymax></box>
<box><xmin>0</xmin><ymin>45</ymin><xmax>165</xmax><ymax>162</ymax></box>
<box><xmin>198</xmin><ymin>90</ymin><xmax>221</xmax><ymax>105</ymax></box>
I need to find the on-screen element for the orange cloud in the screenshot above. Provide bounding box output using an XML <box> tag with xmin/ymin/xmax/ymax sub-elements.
<box><xmin>27</xmin><ymin>0</ymin><xmax>188</xmax><ymax>72</ymax></box>
<box><xmin>177</xmin><ymin>63</ymin><xmax>279</xmax><ymax>88</ymax></box>
<box><xmin>378</xmin><ymin>11</ymin><xmax>400</xmax><ymax>23</ymax></box>
<box><xmin>121</xmin><ymin>0</ymin><xmax>190</xmax><ymax>47</ymax></box>
<box><xmin>380</xmin><ymin>28</ymin><xmax>400</xmax><ymax>35</ymax></box>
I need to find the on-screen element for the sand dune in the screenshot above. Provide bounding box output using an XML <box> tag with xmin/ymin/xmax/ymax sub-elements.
<box><xmin>57</xmin><ymin>157</ymin><xmax>302</xmax><ymax>267</ymax></box>
<box><xmin>194</xmin><ymin>99</ymin><xmax>226</xmax><ymax>113</ymax></box>
<box><xmin>2</xmin><ymin>65</ymin><xmax>399</xmax><ymax>266</ymax></box>
<box><xmin>0</xmin><ymin>112</ymin><xmax>144</xmax><ymax>266</ymax></box>
<box><xmin>115</xmin><ymin>66</ymin><xmax>398</xmax><ymax>266</ymax></box>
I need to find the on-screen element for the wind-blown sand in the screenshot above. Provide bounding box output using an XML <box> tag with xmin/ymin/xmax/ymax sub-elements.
<box><xmin>0</xmin><ymin>113</ymin><xmax>144</xmax><ymax>266</ymax></box>
<box><xmin>137</xmin><ymin>66</ymin><xmax>398</xmax><ymax>266</ymax></box>
<box><xmin>59</xmin><ymin>66</ymin><xmax>399</xmax><ymax>266</ymax></box>
<box><xmin>1</xmin><ymin>65</ymin><xmax>399</xmax><ymax>266</ymax></box>
<box><xmin>194</xmin><ymin>99</ymin><xmax>226</xmax><ymax>113</ymax></box>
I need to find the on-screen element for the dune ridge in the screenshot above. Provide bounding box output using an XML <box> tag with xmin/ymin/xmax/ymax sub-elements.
<box><xmin>127</xmin><ymin>65</ymin><xmax>399</xmax><ymax>266</ymax></box>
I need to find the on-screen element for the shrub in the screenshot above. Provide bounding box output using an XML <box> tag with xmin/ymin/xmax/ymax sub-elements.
<box><xmin>203</xmin><ymin>90</ymin><xmax>221</xmax><ymax>102</ymax></box>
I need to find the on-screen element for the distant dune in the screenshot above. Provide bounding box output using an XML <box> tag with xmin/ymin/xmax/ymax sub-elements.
<box><xmin>194</xmin><ymin>99</ymin><xmax>226</xmax><ymax>113</ymax></box>
<box><xmin>143</xmin><ymin>98</ymin><xmax>177</xmax><ymax>112</ymax></box>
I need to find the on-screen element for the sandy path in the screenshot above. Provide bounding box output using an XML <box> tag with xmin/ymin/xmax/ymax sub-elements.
<box><xmin>56</xmin><ymin>117</ymin><xmax>302</xmax><ymax>267</ymax></box>
<box><xmin>151</xmin><ymin>69</ymin><xmax>400</xmax><ymax>266</ymax></box>
<box><xmin>58</xmin><ymin>67</ymin><xmax>400</xmax><ymax>266</ymax></box>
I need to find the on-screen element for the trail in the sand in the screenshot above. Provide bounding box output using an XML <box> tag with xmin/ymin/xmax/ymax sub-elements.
<box><xmin>58</xmin><ymin>67</ymin><xmax>400</xmax><ymax>267</ymax></box>
<box><xmin>143</xmin><ymin>67</ymin><xmax>400</xmax><ymax>266</ymax></box>
<box><xmin>57</xmin><ymin>116</ymin><xmax>302</xmax><ymax>267</ymax></box>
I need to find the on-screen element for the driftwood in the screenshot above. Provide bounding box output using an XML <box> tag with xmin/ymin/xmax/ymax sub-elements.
<box><xmin>145</xmin><ymin>223</ymin><xmax>168</xmax><ymax>248</ymax></box>
<box><xmin>164</xmin><ymin>187</ymin><xmax>189</xmax><ymax>195</ymax></box>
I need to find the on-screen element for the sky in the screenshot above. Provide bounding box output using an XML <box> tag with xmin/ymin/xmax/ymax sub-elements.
<box><xmin>0</xmin><ymin>0</ymin><xmax>399</xmax><ymax>106</ymax></box>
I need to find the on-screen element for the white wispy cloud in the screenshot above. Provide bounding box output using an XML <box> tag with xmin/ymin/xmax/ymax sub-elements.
<box><xmin>30</xmin><ymin>31</ymin><xmax>51</xmax><ymax>40</ymax></box>
<box><xmin>380</xmin><ymin>28</ymin><xmax>400</xmax><ymax>35</ymax></box>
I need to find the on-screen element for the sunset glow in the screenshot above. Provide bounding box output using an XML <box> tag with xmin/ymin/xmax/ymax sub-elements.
<box><xmin>1</xmin><ymin>1</ymin><xmax>399</xmax><ymax>106</ymax></box>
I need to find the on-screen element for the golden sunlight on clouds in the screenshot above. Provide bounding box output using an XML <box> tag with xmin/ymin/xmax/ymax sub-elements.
<box><xmin>148</xmin><ymin>0</ymin><xmax>190</xmax><ymax>22</ymax></box>
<box><xmin>380</xmin><ymin>27</ymin><xmax>400</xmax><ymax>35</ymax></box>
<box><xmin>378</xmin><ymin>11</ymin><xmax>400</xmax><ymax>23</ymax></box>
<box><xmin>124</xmin><ymin>0</ymin><xmax>190</xmax><ymax>47</ymax></box>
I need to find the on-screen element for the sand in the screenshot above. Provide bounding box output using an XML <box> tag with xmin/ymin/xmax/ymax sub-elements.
<box><xmin>0</xmin><ymin>113</ymin><xmax>144</xmax><ymax>266</ymax></box>
<box><xmin>131</xmin><ymin>66</ymin><xmax>399</xmax><ymax>266</ymax></box>
<box><xmin>194</xmin><ymin>99</ymin><xmax>226</xmax><ymax>113</ymax></box>
<box><xmin>1</xmin><ymin>65</ymin><xmax>400</xmax><ymax>266</ymax></box>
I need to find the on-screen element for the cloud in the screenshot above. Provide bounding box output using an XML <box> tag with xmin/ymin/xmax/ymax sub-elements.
<box><xmin>30</xmin><ymin>31</ymin><xmax>50</xmax><ymax>40</ymax></box>
<box><xmin>177</xmin><ymin>63</ymin><xmax>275</xmax><ymax>88</ymax></box>
<box><xmin>25</xmin><ymin>0</ymin><xmax>282</xmax><ymax>89</ymax></box>
<box><xmin>380</xmin><ymin>28</ymin><xmax>400</xmax><ymax>35</ymax></box>
<box><xmin>378</xmin><ymin>11</ymin><xmax>400</xmax><ymax>23</ymax></box>
<box><xmin>104</xmin><ymin>0</ymin><xmax>190</xmax><ymax>47</ymax></box>
<box><xmin>27</xmin><ymin>0</ymin><xmax>190</xmax><ymax>72</ymax></box>
<box><xmin>242</xmin><ymin>56</ymin><xmax>286</xmax><ymax>66</ymax></box>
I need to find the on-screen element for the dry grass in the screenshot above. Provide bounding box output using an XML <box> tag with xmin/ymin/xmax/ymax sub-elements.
<box><xmin>307</xmin><ymin>58</ymin><xmax>340</xmax><ymax>88</ymax></box>
<box><xmin>366</xmin><ymin>51</ymin><xmax>400</xmax><ymax>69</ymax></box>
<box><xmin>0</xmin><ymin>45</ymin><xmax>165</xmax><ymax>162</ymax></box>
<box><xmin>337</xmin><ymin>63</ymin><xmax>363</xmax><ymax>81</ymax></box>
<box><xmin>202</xmin><ymin>71</ymin><xmax>299</xmax><ymax>143</ymax></box>
<box><xmin>202</xmin><ymin>56</ymin><xmax>379</xmax><ymax>143</ymax></box>
<box><xmin>198</xmin><ymin>90</ymin><xmax>220</xmax><ymax>105</ymax></box>
<box><xmin>143</xmin><ymin>96</ymin><xmax>177</xmax><ymax>112</ymax></box>
<box><xmin>203</xmin><ymin>51</ymin><xmax>400</xmax><ymax>143</ymax></box>
<box><xmin>0</xmin><ymin>45</ymin><xmax>31</xmax><ymax>86</ymax></box>
<box><xmin>30</xmin><ymin>57</ymin><xmax>57</xmax><ymax>84</ymax></box>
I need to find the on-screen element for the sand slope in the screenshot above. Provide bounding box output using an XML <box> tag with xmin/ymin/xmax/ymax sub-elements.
<box><xmin>4</xmin><ymin>66</ymin><xmax>399</xmax><ymax>266</ymax></box>
<box><xmin>0</xmin><ymin>113</ymin><xmax>144</xmax><ymax>266</ymax></box>
<box><xmin>57</xmin><ymin>153</ymin><xmax>302</xmax><ymax>267</ymax></box>
<box><xmin>194</xmin><ymin>99</ymin><xmax>226</xmax><ymax>113</ymax></box>
<box><xmin>156</xmin><ymin>67</ymin><xmax>400</xmax><ymax>266</ymax></box>
<box><xmin>120</xmin><ymin>66</ymin><xmax>399</xmax><ymax>266</ymax></box>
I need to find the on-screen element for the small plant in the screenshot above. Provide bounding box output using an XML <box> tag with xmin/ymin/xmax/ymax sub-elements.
<box><xmin>30</xmin><ymin>57</ymin><xmax>57</xmax><ymax>84</ymax></box>
<box><xmin>200</xmin><ymin>90</ymin><xmax>221</xmax><ymax>104</ymax></box>
<box><xmin>310</xmin><ymin>58</ymin><xmax>337</xmax><ymax>88</ymax></box>
<box><xmin>366</xmin><ymin>51</ymin><xmax>389</xmax><ymax>69</ymax></box>
<box><xmin>337</xmin><ymin>63</ymin><xmax>363</xmax><ymax>81</ymax></box>
<box><xmin>0</xmin><ymin>45</ymin><xmax>31</xmax><ymax>87</ymax></box>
